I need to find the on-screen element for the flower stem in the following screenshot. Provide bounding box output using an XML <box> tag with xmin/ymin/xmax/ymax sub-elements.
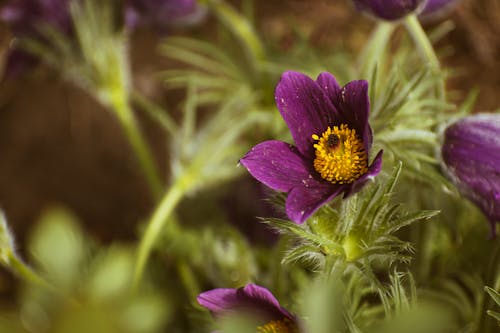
<box><xmin>358</xmin><ymin>21</ymin><xmax>395</xmax><ymax>79</ymax></box>
<box><xmin>404</xmin><ymin>15</ymin><xmax>445</xmax><ymax>101</ymax></box>
<box><xmin>132</xmin><ymin>176</ymin><xmax>187</xmax><ymax>289</ymax></box>
<box><xmin>207</xmin><ymin>0</ymin><xmax>265</xmax><ymax>68</ymax></box>
<box><xmin>111</xmin><ymin>95</ymin><xmax>163</xmax><ymax>200</ymax></box>
<box><xmin>7</xmin><ymin>252</ymin><xmax>55</xmax><ymax>292</ymax></box>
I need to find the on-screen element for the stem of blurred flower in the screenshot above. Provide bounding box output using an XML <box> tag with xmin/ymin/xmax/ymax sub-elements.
<box><xmin>404</xmin><ymin>15</ymin><xmax>445</xmax><ymax>101</ymax></box>
<box><xmin>110</xmin><ymin>93</ymin><xmax>163</xmax><ymax>200</ymax></box>
<box><xmin>207</xmin><ymin>0</ymin><xmax>266</xmax><ymax>71</ymax></box>
<box><xmin>177</xmin><ymin>260</ymin><xmax>201</xmax><ymax>301</ymax></box>
<box><xmin>358</xmin><ymin>21</ymin><xmax>395</xmax><ymax>81</ymax></box>
<box><xmin>7</xmin><ymin>252</ymin><xmax>53</xmax><ymax>290</ymax></box>
<box><xmin>7</xmin><ymin>252</ymin><xmax>79</xmax><ymax>306</ymax></box>
<box><xmin>132</xmin><ymin>174</ymin><xmax>189</xmax><ymax>289</ymax></box>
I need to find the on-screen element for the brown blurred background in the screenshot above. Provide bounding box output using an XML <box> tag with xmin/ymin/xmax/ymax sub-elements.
<box><xmin>0</xmin><ymin>0</ymin><xmax>498</xmax><ymax>251</ymax></box>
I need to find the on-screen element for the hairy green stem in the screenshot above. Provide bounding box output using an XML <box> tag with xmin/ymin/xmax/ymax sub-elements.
<box><xmin>132</xmin><ymin>177</ymin><xmax>187</xmax><ymax>289</ymax></box>
<box><xmin>7</xmin><ymin>252</ymin><xmax>55</xmax><ymax>292</ymax></box>
<box><xmin>111</xmin><ymin>95</ymin><xmax>163</xmax><ymax>200</ymax></box>
<box><xmin>207</xmin><ymin>0</ymin><xmax>265</xmax><ymax>68</ymax></box>
<box><xmin>358</xmin><ymin>21</ymin><xmax>395</xmax><ymax>79</ymax></box>
<box><xmin>404</xmin><ymin>15</ymin><xmax>445</xmax><ymax>101</ymax></box>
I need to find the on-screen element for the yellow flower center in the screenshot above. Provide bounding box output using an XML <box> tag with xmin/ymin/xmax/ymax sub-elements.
<box><xmin>257</xmin><ymin>318</ymin><xmax>298</xmax><ymax>333</ymax></box>
<box><xmin>312</xmin><ymin>124</ymin><xmax>368</xmax><ymax>184</ymax></box>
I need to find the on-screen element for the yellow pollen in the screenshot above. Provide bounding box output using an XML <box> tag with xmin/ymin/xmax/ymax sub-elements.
<box><xmin>257</xmin><ymin>318</ymin><xmax>298</xmax><ymax>333</ymax></box>
<box><xmin>312</xmin><ymin>124</ymin><xmax>368</xmax><ymax>184</ymax></box>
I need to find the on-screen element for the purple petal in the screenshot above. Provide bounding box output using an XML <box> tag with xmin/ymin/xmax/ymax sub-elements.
<box><xmin>197</xmin><ymin>284</ymin><xmax>292</xmax><ymax>322</ymax></box>
<box><xmin>125</xmin><ymin>0</ymin><xmax>206</xmax><ymax>31</ymax></box>
<box><xmin>240</xmin><ymin>140</ymin><xmax>314</xmax><ymax>192</ymax></box>
<box><xmin>352</xmin><ymin>0</ymin><xmax>425</xmax><ymax>21</ymax></box>
<box><xmin>315</xmin><ymin>72</ymin><xmax>348</xmax><ymax>124</ymax></box>
<box><xmin>441</xmin><ymin>114</ymin><xmax>500</xmax><ymax>236</ymax></box>
<box><xmin>286</xmin><ymin>181</ymin><xmax>345</xmax><ymax>223</ymax></box>
<box><xmin>335</xmin><ymin>80</ymin><xmax>372</xmax><ymax>153</ymax></box>
<box><xmin>420</xmin><ymin>0</ymin><xmax>460</xmax><ymax>19</ymax></box>
<box><xmin>344</xmin><ymin>150</ymin><xmax>383</xmax><ymax>198</ymax></box>
<box><xmin>275</xmin><ymin>71</ymin><xmax>335</xmax><ymax>159</ymax></box>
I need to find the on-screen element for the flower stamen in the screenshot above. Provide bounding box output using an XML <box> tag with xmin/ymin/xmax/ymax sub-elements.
<box><xmin>257</xmin><ymin>318</ymin><xmax>298</xmax><ymax>333</ymax></box>
<box><xmin>312</xmin><ymin>124</ymin><xmax>368</xmax><ymax>184</ymax></box>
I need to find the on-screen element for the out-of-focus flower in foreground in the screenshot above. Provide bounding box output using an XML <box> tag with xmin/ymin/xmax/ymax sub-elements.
<box><xmin>352</xmin><ymin>0</ymin><xmax>426</xmax><ymax>20</ymax></box>
<box><xmin>198</xmin><ymin>283</ymin><xmax>300</xmax><ymax>333</ymax></box>
<box><xmin>0</xmin><ymin>0</ymin><xmax>72</xmax><ymax>78</ymax></box>
<box><xmin>240</xmin><ymin>71</ymin><xmax>383</xmax><ymax>224</ymax></box>
<box><xmin>420</xmin><ymin>0</ymin><xmax>460</xmax><ymax>19</ymax></box>
<box><xmin>441</xmin><ymin>114</ymin><xmax>500</xmax><ymax>237</ymax></box>
<box><xmin>125</xmin><ymin>0</ymin><xmax>206</xmax><ymax>32</ymax></box>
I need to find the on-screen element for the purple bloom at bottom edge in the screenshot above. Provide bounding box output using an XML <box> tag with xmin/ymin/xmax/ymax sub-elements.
<box><xmin>198</xmin><ymin>284</ymin><xmax>299</xmax><ymax>332</ymax></box>
<box><xmin>352</xmin><ymin>0</ymin><xmax>426</xmax><ymax>21</ymax></box>
<box><xmin>240</xmin><ymin>71</ymin><xmax>383</xmax><ymax>224</ymax></box>
<box><xmin>441</xmin><ymin>114</ymin><xmax>500</xmax><ymax>237</ymax></box>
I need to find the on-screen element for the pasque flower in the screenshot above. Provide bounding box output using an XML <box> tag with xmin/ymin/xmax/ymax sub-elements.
<box><xmin>441</xmin><ymin>114</ymin><xmax>500</xmax><ymax>237</ymax></box>
<box><xmin>352</xmin><ymin>0</ymin><xmax>426</xmax><ymax>20</ymax></box>
<box><xmin>198</xmin><ymin>284</ymin><xmax>300</xmax><ymax>333</ymax></box>
<box><xmin>240</xmin><ymin>71</ymin><xmax>383</xmax><ymax>224</ymax></box>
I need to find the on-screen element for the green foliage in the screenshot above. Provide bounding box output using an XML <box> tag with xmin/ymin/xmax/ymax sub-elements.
<box><xmin>168</xmin><ymin>85</ymin><xmax>263</xmax><ymax>193</ymax></box>
<box><xmin>485</xmin><ymin>286</ymin><xmax>500</xmax><ymax>324</ymax></box>
<box><xmin>22</xmin><ymin>0</ymin><xmax>129</xmax><ymax>108</ymax></box>
<box><xmin>264</xmin><ymin>163</ymin><xmax>439</xmax><ymax>272</ymax></box>
<box><xmin>1</xmin><ymin>0</ymin><xmax>498</xmax><ymax>332</ymax></box>
<box><xmin>0</xmin><ymin>207</ymin><xmax>170</xmax><ymax>333</ymax></box>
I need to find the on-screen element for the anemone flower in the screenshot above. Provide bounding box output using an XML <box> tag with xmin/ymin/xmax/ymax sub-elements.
<box><xmin>198</xmin><ymin>284</ymin><xmax>300</xmax><ymax>333</ymax></box>
<box><xmin>240</xmin><ymin>71</ymin><xmax>383</xmax><ymax>224</ymax></box>
<box><xmin>352</xmin><ymin>0</ymin><xmax>427</xmax><ymax>20</ymax></box>
<box><xmin>441</xmin><ymin>114</ymin><xmax>500</xmax><ymax>237</ymax></box>
<box><xmin>125</xmin><ymin>0</ymin><xmax>206</xmax><ymax>32</ymax></box>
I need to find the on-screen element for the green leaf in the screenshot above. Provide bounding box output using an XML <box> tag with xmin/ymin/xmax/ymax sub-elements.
<box><xmin>385</xmin><ymin>210</ymin><xmax>440</xmax><ymax>234</ymax></box>
<box><xmin>486</xmin><ymin>310</ymin><xmax>500</xmax><ymax>322</ymax></box>
<box><xmin>0</xmin><ymin>211</ymin><xmax>15</xmax><ymax>265</ymax></box>
<box><xmin>485</xmin><ymin>286</ymin><xmax>500</xmax><ymax>306</ymax></box>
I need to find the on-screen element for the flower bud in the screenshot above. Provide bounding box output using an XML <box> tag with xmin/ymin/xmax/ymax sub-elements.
<box><xmin>441</xmin><ymin>114</ymin><xmax>500</xmax><ymax>237</ymax></box>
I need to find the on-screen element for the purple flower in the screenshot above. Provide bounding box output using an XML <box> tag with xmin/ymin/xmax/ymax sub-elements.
<box><xmin>352</xmin><ymin>0</ymin><xmax>426</xmax><ymax>20</ymax></box>
<box><xmin>0</xmin><ymin>0</ymin><xmax>72</xmax><ymax>78</ymax></box>
<box><xmin>441</xmin><ymin>114</ymin><xmax>500</xmax><ymax>237</ymax></box>
<box><xmin>240</xmin><ymin>71</ymin><xmax>383</xmax><ymax>224</ymax></box>
<box><xmin>197</xmin><ymin>284</ymin><xmax>299</xmax><ymax>332</ymax></box>
<box><xmin>125</xmin><ymin>0</ymin><xmax>206</xmax><ymax>32</ymax></box>
<box><xmin>420</xmin><ymin>0</ymin><xmax>460</xmax><ymax>19</ymax></box>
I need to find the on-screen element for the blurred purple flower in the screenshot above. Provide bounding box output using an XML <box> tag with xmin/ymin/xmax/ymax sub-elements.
<box><xmin>240</xmin><ymin>71</ymin><xmax>383</xmax><ymax>224</ymax></box>
<box><xmin>441</xmin><ymin>114</ymin><xmax>500</xmax><ymax>237</ymax></box>
<box><xmin>352</xmin><ymin>0</ymin><xmax>426</xmax><ymax>20</ymax></box>
<box><xmin>0</xmin><ymin>0</ymin><xmax>72</xmax><ymax>78</ymax></box>
<box><xmin>420</xmin><ymin>0</ymin><xmax>460</xmax><ymax>19</ymax></box>
<box><xmin>198</xmin><ymin>283</ymin><xmax>300</xmax><ymax>332</ymax></box>
<box><xmin>125</xmin><ymin>0</ymin><xmax>206</xmax><ymax>32</ymax></box>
